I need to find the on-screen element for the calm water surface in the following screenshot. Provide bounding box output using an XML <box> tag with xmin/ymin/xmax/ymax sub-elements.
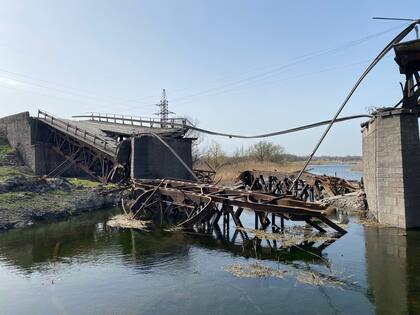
<box><xmin>0</xmin><ymin>165</ymin><xmax>419</xmax><ymax>315</ymax></box>
<box><xmin>309</xmin><ymin>163</ymin><xmax>362</xmax><ymax>181</ymax></box>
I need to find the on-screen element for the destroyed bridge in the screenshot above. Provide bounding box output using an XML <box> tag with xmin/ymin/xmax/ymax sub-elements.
<box><xmin>0</xmin><ymin>110</ymin><xmax>195</xmax><ymax>183</ymax></box>
<box><xmin>0</xmin><ymin>109</ymin><xmax>347</xmax><ymax>235</ymax></box>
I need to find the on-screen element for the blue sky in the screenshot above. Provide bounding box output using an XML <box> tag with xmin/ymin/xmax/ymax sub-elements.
<box><xmin>0</xmin><ymin>0</ymin><xmax>419</xmax><ymax>155</ymax></box>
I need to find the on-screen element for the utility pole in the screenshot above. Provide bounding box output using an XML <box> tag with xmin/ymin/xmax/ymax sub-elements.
<box><xmin>155</xmin><ymin>89</ymin><xmax>174</xmax><ymax>128</ymax></box>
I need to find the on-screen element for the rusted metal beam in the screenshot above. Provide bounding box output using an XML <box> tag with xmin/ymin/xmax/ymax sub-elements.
<box><xmin>129</xmin><ymin>178</ymin><xmax>347</xmax><ymax>235</ymax></box>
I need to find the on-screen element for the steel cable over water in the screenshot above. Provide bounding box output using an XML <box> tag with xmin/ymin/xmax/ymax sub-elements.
<box><xmin>74</xmin><ymin>113</ymin><xmax>372</xmax><ymax>139</ymax></box>
<box><xmin>292</xmin><ymin>20</ymin><xmax>420</xmax><ymax>187</ymax></box>
<box><xmin>73</xmin><ymin>22</ymin><xmax>419</xmax><ymax>186</ymax></box>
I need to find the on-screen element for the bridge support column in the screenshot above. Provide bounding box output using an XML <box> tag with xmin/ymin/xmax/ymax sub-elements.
<box><xmin>362</xmin><ymin>108</ymin><xmax>420</xmax><ymax>228</ymax></box>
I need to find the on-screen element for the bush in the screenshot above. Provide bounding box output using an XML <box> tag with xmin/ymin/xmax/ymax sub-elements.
<box><xmin>247</xmin><ymin>141</ymin><xmax>286</xmax><ymax>163</ymax></box>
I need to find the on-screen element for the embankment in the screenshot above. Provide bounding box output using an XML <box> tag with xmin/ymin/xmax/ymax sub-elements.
<box><xmin>0</xmin><ymin>131</ymin><xmax>121</xmax><ymax>231</ymax></box>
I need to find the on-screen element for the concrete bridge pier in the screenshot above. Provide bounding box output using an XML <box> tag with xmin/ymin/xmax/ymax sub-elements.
<box><xmin>362</xmin><ymin>108</ymin><xmax>420</xmax><ymax>228</ymax></box>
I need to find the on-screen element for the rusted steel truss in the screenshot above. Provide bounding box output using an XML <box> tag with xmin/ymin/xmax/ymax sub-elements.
<box><xmin>128</xmin><ymin>178</ymin><xmax>347</xmax><ymax>235</ymax></box>
<box><xmin>193</xmin><ymin>168</ymin><xmax>216</xmax><ymax>184</ymax></box>
<box><xmin>236</xmin><ymin>170</ymin><xmax>359</xmax><ymax>202</ymax></box>
<box><xmin>44</xmin><ymin>125</ymin><xmax>127</xmax><ymax>183</ymax></box>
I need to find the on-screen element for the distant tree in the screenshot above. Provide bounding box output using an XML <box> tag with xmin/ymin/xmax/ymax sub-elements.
<box><xmin>185</xmin><ymin>117</ymin><xmax>204</xmax><ymax>163</ymax></box>
<box><xmin>205</xmin><ymin>141</ymin><xmax>226</xmax><ymax>168</ymax></box>
<box><xmin>232</xmin><ymin>145</ymin><xmax>247</xmax><ymax>163</ymax></box>
<box><xmin>248</xmin><ymin>141</ymin><xmax>286</xmax><ymax>162</ymax></box>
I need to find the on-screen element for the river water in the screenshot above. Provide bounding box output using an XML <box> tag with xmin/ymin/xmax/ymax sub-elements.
<box><xmin>0</xmin><ymin>165</ymin><xmax>419</xmax><ymax>315</ymax></box>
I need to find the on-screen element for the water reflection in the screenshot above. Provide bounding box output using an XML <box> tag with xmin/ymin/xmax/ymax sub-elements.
<box><xmin>0</xmin><ymin>209</ymin><xmax>333</xmax><ymax>274</ymax></box>
<box><xmin>364</xmin><ymin>226</ymin><xmax>420</xmax><ymax>314</ymax></box>
<box><xmin>0</xmin><ymin>209</ymin><xmax>419</xmax><ymax>314</ymax></box>
<box><xmin>0</xmin><ymin>210</ymin><xmax>192</xmax><ymax>274</ymax></box>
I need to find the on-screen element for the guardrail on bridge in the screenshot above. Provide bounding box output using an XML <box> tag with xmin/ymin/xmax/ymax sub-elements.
<box><xmin>37</xmin><ymin>110</ymin><xmax>118</xmax><ymax>156</ymax></box>
<box><xmin>72</xmin><ymin>112</ymin><xmax>192</xmax><ymax>130</ymax></box>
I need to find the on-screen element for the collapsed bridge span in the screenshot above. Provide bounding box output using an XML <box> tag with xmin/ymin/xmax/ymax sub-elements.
<box><xmin>0</xmin><ymin>110</ymin><xmax>195</xmax><ymax>183</ymax></box>
<box><xmin>128</xmin><ymin>178</ymin><xmax>347</xmax><ymax>235</ymax></box>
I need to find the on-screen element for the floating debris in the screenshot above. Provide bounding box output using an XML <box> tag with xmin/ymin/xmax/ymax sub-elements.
<box><xmin>296</xmin><ymin>270</ymin><xmax>345</xmax><ymax>288</ymax></box>
<box><xmin>225</xmin><ymin>262</ymin><xmax>352</xmax><ymax>289</ymax></box>
<box><xmin>106</xmin><ymin>214</ymin><xmax>151</xmax><ymax>231</ymax></box>
<box><xmin>164</xmin><ymin>225</ymin><xmax>183</xmax><ymax>232</ymax></box>
<box><xmin>237</xmin><ymin>227</ymin><xmax>337</xmax><ymax>248</ymax></box>
<box><xmin>225</xmin><ymin>263</ymin><xmax>287</xmax><ymax>279</ymax></box>
<box><xmin>359</xmin><ymin>218</ymin><xmax>390</xmax><ymax>228</ymax></box>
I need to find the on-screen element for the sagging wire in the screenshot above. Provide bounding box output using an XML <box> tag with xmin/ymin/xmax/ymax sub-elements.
<box><xmin>291</xmin><ymin>20</ymin><xmax>420</xmax><ymax>189</ymax></box>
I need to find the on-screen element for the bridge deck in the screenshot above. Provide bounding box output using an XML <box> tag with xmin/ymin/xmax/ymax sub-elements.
<box><xmin>37</xmin><ymin>111</ymin><xmax>119</xmax><ymax>157</ymax></box>
<box><xmin>37</xmin><ymin>110</ymin><xmax>188</xmax><ymax>159</ymax></box>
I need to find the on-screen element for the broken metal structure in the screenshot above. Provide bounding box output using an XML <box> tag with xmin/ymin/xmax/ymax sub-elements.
<box><xmin>394</xmin><ymin>39</ymin><xmax>420</xmax><ymax>108</ymax></box>
<box><xmin>235</xmin><ymin>170</ymin><xmax>360</xmax><ymax>202</ymax></box>
<box><xmin>37</xmin><ymin>110</ymin><xmax>194</xmax><ymax>183</ymax></box>
<box><xmin>127</xmin><ymin>178</ymin><xmax>347</xmax><ymax>235</ymax></box>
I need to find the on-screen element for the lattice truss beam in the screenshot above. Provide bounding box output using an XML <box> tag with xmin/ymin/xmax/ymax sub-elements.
<box><xmin>45</xmin><ymin>125</ymin><xmax>127</xmax><ymax>182</ymax></box>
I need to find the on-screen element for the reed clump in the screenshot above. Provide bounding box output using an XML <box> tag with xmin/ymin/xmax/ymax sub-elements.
<box><xmin>107</xmin><ymin>214</ymin><xmax>151</xmax><ymax>231</ymax></box>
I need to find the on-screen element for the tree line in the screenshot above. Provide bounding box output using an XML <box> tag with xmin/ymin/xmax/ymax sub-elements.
<box><xmin>196</xmin><ymin>140</ymin><xmax>361</xmax><ymax>169</ymax></box>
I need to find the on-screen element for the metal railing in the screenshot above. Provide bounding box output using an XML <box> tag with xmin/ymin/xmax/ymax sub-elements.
<box><xmin>72</xmin><ymin>112</ymin><xmax>192</xmax><ymax>129</ymax></box>
<box><xmin>37</xmin><ymin>110</ymin><xmax>118</xmax><ymax>155</ymax></box>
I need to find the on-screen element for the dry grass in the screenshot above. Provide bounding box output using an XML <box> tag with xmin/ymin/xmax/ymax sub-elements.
<box><xmin>106</xmin><ymin>214</ymin><xmax>151</xmax><ymax>231</ymax></box>
<box><xmin>225</xmin><ymin>263</ymin><xmax>287</xmax><ymax>279</ymax></box>
<box><xmin>216</xmin><ymin>161</ymin><xmax>305</xmax><ymax>184</ymax></box>
<box><xmin>214</xmin><ymin>159</ymin><xmax>361</xmax><ymax>185</ymax></box>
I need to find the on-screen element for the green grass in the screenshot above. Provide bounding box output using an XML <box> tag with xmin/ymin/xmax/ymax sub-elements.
<box><xmin>0</xmin><ymin>141</ymin><xmax>16</xmax><ymax>163</ymax></box>
<box><xmin>0</xmin><ymin>191</ymin><xmax>50</xmax><ymax>210</ymax></box>
<box><xmin>0</xmin><ymin>190</ymin><xmax>82</xmax><ymax>211</ymax></box>
<box><xmin>68</xmin><ymin>178</ymin><xmax>101</xmax><ymax>188</ymax></box>
<box><xmin>0</xmin><ymin>166</ymin><xmax>26</xmax><ymax>181</ymax></box>
<box><xmin>0</xmin><ymin>135</ymin><xmax>114</xmax><ymax>189</ymax></box>
<box><xmin>0</xmin><ymin>134</ymin><xmax>8</xmax><ymax>146</ymax></box>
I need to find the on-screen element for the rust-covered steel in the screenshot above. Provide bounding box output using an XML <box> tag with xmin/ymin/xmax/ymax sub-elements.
<box><xmin>38</xmin><ymin>110</ymin><xmax>127</xmax><ymax>183</ymax></box>
<box><xmin>394</xmin><ymin>39</ymin><xmax>420</xmax><ymax>108</ymax></box>
<box><xmin>235</xmin><ymin>169</ymin><xmax>360</xmax><ymax>201</ymax></box>
<box><xmin>127</xmin><ymin>178</ymin><xmax>347</xmax><ymax>235</ymax></box>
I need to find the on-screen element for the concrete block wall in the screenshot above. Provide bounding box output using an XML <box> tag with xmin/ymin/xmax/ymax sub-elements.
<box><xmin>362</xmin><ymin>108</ymin><xmax>420</xmax><ymax>228</ymax></box>
<box><xmin>131</xmin><ymin>135</ymin><xmax>193</xmax><ymax>180</ymax></box>
<box><xmin>0</xmin><ymin>112</ymin><xmax>38</xmax><ymax>171</ymax></box>
<box><xmin>0</xmin><ymin>112</ymin><xmax>84</xmax><ymax>176</ymax></box>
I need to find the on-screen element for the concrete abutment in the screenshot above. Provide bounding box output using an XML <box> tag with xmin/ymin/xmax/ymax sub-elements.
<box><xmin>362</xmin><ymin>108</ymin><xmax>420</xmax><ymax>228</ymax></box>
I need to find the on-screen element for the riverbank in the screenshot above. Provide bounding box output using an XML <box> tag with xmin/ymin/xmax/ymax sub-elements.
<box><xmin>0</xmin><ymin>133</ymin><xmax>121</xmax><ymax>231</ymax></box>
<box><xmin>214</xmin><ymin>160</ymin><xmax>362</xmax><ymax>184</ymax></box>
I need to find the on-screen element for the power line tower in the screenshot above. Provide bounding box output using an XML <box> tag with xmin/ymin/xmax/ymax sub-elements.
<box><xmin>155</xmin><ymin>89</ymin><xmax>174</xmax><ymax>127</ymax></box>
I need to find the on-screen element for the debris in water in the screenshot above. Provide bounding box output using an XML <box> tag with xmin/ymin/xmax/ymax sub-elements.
<box><xmin>296</xmin><ymin>270</ymin><xmax>345</xmax><ymax>288</ymax></box>
<box><xmin>164</xmin><ymin>225</ymin><xmax>183</xmax><ymax>232</ymax></box>
<box><xmin>358</xmin><ymin>218</ymin><xmax>390</xmax><ymax>228</ymax></box>
<box><xmin>225</xmin><ymin>262</ymin><xmax>356</xmax><ymax>289</ymax></box>
<box><xmin>225</xmin><ymin>263</ymin><xmax>287</xmax><ymax>279</ymax></box>
<box><xmin>237</xmin><ymin>227</ymin><xmax>337</xmax><ymax>248</ymax></box>
<box><xmin>106</xmin><ymin>214</ymin><xmax>151</xmax><ymax>231</ymax></box>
